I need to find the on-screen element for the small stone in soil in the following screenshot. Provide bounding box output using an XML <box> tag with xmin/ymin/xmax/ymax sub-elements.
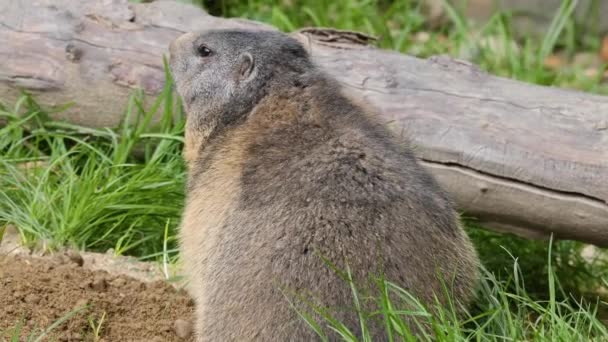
<box><xmin>79</xmin><ymin>280</ymin><xmax>92</xmax><ymax>289</ymax></box>
<box><xmin>160</xmin><ymin>319</ymin><xmax>173</xmax><ymax>332</ymax></box>
<box><xmin>110</xmin><ymin>277</ymin><xmax>127</xmax><ymax>287</ymax></box>
<box><xmin>66</xmin><ymin>251</ymin><xmax>84</xmax><ymax>266</ymax></box>
<box><xmin>41</xmin><ymin>263</ymin><xmax>55</xmax><ymax>272</ymax></box>
<box><xmin>91</xmin><ymin>277</ymin><xmax>108</xmax><ymax>292</ymax></box>
<box><xmin>173</xmin><ymin>319</ymin><xmax>193</xmax><ymax>339</ymax></box>
<box><xmin>186</xmin><ymin>297</ymin><xmax>195</xmax><ymax>307</ymax></box>
<box><xmin>24</xmin><ymin>293</ymin><xmax>41</xmax><ymax>304</ymax></box>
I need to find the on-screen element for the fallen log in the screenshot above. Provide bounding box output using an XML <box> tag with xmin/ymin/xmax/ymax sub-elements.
<box><xmin>1</xmin><ymin>0</ymin><xmax>607</xmax><ymax>245</ymax></box>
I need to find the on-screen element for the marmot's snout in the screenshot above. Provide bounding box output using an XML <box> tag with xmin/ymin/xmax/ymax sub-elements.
<box><xmin>168</xmin><ymin>35</ymin><xmax>182</xmax><ymax>62</ymax></box>
<box><xmin>168</xmin><ymin>32</ymin><xmax>196</xmax><ymax>71</ymax></box>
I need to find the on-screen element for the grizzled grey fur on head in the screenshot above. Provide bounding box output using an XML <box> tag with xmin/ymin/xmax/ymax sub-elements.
<box><xmin>170</xmin><ymin>28</ymin><xmax>480</xmax><ymax>342</ymax></box>
<box><xmin>170</xmin><ymin>30</ymin><xmax>313</xmax><ymax>137</ymax></box>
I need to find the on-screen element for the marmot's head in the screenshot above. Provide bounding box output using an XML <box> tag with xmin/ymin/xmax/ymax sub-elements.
<box><xmin>169</xmin><ymin>29</ymin><xmax>313</xmax><ymax>131</ymax></box>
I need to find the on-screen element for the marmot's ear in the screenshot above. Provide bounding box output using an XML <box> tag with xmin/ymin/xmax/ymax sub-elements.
<box><xmin>237</xmin><ymin>52</ymin><xmax>255</xmax><ymax>82</ymax></box>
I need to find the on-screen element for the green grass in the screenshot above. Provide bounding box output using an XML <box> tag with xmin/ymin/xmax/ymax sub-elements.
<box><xmin>466</xmin><ymin>226</ymin><xmax>608</xmax><ymax>302</ymax></box>
<box><xmin>0</xmin><ymin>68</ymin><xmax>185</xmax><ymax>259</ymax></box>
<box><xmin>2</xmin><ymin>306</ymin><xmax>86</xmax><ymax>342</ymax></box>
<box><xmin>293</xmin><ymin>241</ymin><xmax>608</xmax><ymax>341</ymax></box>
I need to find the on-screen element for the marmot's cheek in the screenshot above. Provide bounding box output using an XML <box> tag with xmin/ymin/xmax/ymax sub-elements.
<box><xmin>169</xmin><ymin>57</ymin><xmax>190</xmax><ymax>76</ymax></box>
<box><xmin>175</xmin><ymin>83</ymin><xmax>192</xmax><ymax>107</ymax></box>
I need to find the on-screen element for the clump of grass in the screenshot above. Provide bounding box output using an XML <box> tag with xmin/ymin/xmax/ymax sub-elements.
<box><xmin>294</xmin><ymin>240</ymin><xmax>608</xmax><ymax>341</ymax></box>
<box><xmin>2</xmin><ymin>306</ymin><xmax>86</xmax><ymax>342</ymax></box>
<box><xmin>0</xmin><ymin>66</ymin><xmax>186</xmax><ymax>258</ymax></box>
<box><xmin>466</xmin><ymin>223</ymin><xmax>608</xmax><ymax>302</ymax></box>
<box><xmin>87</xmin><ymin>311</ymin><xmax>107</xmax><ymax>342</ymax></box>
<box><xmin>197</xmin><ymin>0</ymin><xmax>436</xmax><ymax>52</ymax></box>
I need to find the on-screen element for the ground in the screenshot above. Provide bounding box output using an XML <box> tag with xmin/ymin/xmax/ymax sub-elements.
<box><xmin>0</xmin><ymin>238</ymin><xmax>194</xmax><ymax>341</ymax></box>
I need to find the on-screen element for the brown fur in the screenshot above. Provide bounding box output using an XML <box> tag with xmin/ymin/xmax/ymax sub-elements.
<box><xmin>170</xmin><ymin>29</ymin><xmax>480</xmax><ymax>341</ymax></box>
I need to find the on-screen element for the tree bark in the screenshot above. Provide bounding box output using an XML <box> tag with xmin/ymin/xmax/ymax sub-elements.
<box><xmin>1</xmin><ymin>0</ymin><xmax>607</xmax><ymax>245</ymax></box>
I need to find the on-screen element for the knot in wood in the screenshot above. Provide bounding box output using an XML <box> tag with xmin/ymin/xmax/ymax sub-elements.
<box><xmin>65</xmin><ymin>43</ymin><xmax>83</xmax><ymax>62</ymax></box>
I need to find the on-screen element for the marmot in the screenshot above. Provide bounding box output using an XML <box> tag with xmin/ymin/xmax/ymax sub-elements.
<box><xmin>169</xmin><ymin>29</ymin><xmax>479</xmax><ymax>341</ymax></box>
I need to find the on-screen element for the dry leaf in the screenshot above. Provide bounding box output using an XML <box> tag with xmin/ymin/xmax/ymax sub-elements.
<box><xmin>600</xmin><ymin>35</ymin><xmax>608</xmax><ymax>62</ymax></box>
<box><xmin>543</xmin><ymin>54</ymin><xmax>564</xmax><ymax>69</ymax></box>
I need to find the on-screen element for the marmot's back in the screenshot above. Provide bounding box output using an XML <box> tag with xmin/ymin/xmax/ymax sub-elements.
<box><xmin>169</xmin><ymin>29</ymin><xmax>479</xmax><ymax>341</ymax></box>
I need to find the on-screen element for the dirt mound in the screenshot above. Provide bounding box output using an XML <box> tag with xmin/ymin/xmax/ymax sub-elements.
<box><xmin>0</xmin><ymin>254</ymin><xmax>194</xmax><ymax>341</ymax></box>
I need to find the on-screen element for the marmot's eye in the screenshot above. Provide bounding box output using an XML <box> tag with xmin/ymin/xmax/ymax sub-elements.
<box><xmin>197</xmin><ymin>45</ymin><xmax>212</xmax><ymax>57</ymax></box>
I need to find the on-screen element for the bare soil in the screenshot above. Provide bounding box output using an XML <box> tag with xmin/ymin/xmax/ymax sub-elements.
<box><xmin>0</xmin><ymin>252</ymin><xmax>194</xmax><ymax>342</ymax></box>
